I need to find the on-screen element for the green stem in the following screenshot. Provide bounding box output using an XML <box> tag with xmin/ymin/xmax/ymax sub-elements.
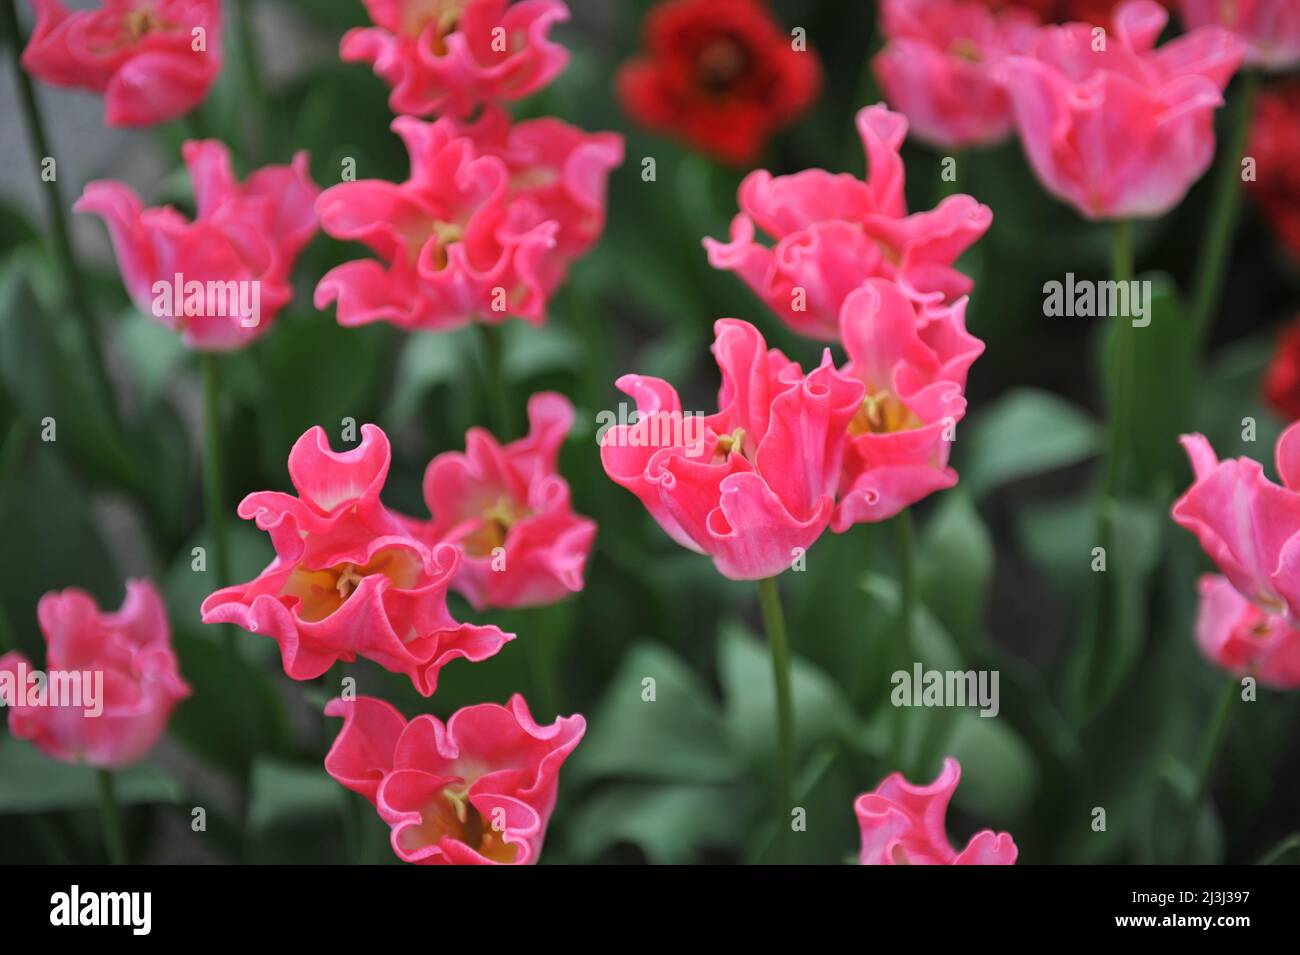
<box><xmin>234</xmin><ymin>0</ymin><xmax>266</xmax><ymax>160</ymax></box>
<box><xmin>1190</xmin><ymin>71</ymin><xmax>1259</xmax><ymax>348</ymax></box>
<box><xmin>201</xmin><ymin>354</ymin><xmax>232</xmax><ymax>620</ymax></box>
<box><xmin>95</xmin><ymin>769</ymin><xmax>127</xmax><ymax>865</ymax></box>
<box><xmin>475</xmin><ymin>323</ymin><xmax>513</xmax><ymax>437</ymax></box>
<box><xmin>1183</xmin><ymin>677</ymin><xmax>1236</xmax><ymax>860</ymax></box>
<box><xmin>1103</xmin><ymin>220</ymin><xmax>1135</xmax><ymax>499</ymax></box>
<box><xmin>891</xmin><ymin>509</ymin><xmax>917</xmax><ymax>771</ymax></box>
<box><xmin>756</xmin><ymin>576</ymin><xmax>795</xmax><ymax>864</ymax></box>
<box><xmin>0</xmin><ymin>0</ymin><xmax>115</xmax><ymax>420</ymax></box>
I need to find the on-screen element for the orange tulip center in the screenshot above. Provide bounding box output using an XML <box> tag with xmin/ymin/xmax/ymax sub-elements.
<box><xmin>123</xmin><ymin>8</ymin><xmax>166</xmax><ymax>42</ymax></box>
<box><xmin>282</xmin><ymin>549</ymin><xmax>421</xmax><ymax>623</ymax></box>
<box><xmin>398</xmin><ymin>783</ymin><xmax>519</xmax><ymax>863</ymax></box>
<box><xmin>461</xmin><ymin>496</ymin><xmax>528</xmax><ymax>557</ymax></box>
<box><xmin>849</xmin><ymin>392</ymin><xmax>919</xmax><ymax>436</ymax></box>
<box><xmin>712</xmin><ymin>427</ymin><xmax>750</xmax><ymax>463</ymax></box>
<box><xmin>406</xmin><ymin>0</ymin><xmax>468</xmax><ymax>54</ymax></box>
<box><xmin>405</xmin><ymin>218</ymin><xmax>465</xmax><ymax>270</ymax></box>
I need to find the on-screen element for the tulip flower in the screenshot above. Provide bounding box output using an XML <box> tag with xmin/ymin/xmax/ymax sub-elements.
<box><xmin>1172</xmin><ymin>425</ymin><xmax>1300</xmax><ymax>626</ymax></box>
<box><xmin>704</xmin><ymin>104</ymin><xmax>992</xmax><ymax>341</ymax></box>
<box><xmin>325</xmin><ymin>694</ymin><xmax>584</xmax><ymax>864</ymax></box>
<box><xmin>617</xmin><ymin>0</ymin><xmax>822</xmax><ymax>166</ymax></box>
<box><xmin>833</xmin><ymin>279</ymin><xmax>985</xmax><ymax>528</ymax></box>
<box><xmin>997</xmin><ymin>0</ymin><xmax>1244</xmax><ymax>221</ymax></box>
<box><xmin>76</xmin><ymin>140</ymin><xmax>320</xmax><ymax>350</ymax></box>
<box><xmin>0</xmin><ymin>581</ymin><xmax>190</xmax><ymax>767</ymax></box>
<box><xmin>21</xmin><ymin>0</ymin><xmax>222</xmax><ymax>127</ymax></box>
<box><xmin>1194</xmin><ymin>575</ymin><xmax>1300</xmax><ymax>689</ymax></box>
<box><xmin>201</xmin><ymin>423</ymin><xmax>512</xmax><ymax>695</ymax></box>
<box><xmin>420</xmin><ymin>392</ymin><xmax>596</xmax><ymax>610</ymax></box>
<box><xmin>600</xmin><ymin>318</ymin><xmax>864</xmax><ymax>581</ymax></box>
<box><xmin>340</xmin><ymin>0</ymin><xmax>571</xmax><ymax>119</ymax></box>
<box><xmin>314</xmin><ymin>112</ymin><xmax>620</xmax><ymax>332</ymax></box>
<box><xmin>873</xmin><ymin>0</ymin><xmax>1040</xmax><ymax>150</ymax></box>
<box><xmin>1245</xmin><ymin>81</ymin><xmax>1300</xmax><ymax>266</ymax></box>
<box><xmin>855</xmin><ymin>757</ymin><xmax>1018</xmax><ymax>864</ymax></box>
<box><xmin>1179</xmin><ymin>0</ymin><xmax>1300</xmax><ymax>70</ymax></box>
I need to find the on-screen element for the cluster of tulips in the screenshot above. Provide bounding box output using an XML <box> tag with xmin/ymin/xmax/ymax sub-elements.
<box><xmin>2</xmin><ymin>0</ymin><xmax>1299</xmax><ymax>865</ymax></box>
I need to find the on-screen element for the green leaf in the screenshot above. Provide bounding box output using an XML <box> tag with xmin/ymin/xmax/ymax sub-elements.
<box><xmin>566</xmin><ymin>784</ymin><xmax>753</xmax><ymax>864</ymax></box>
<box><xmin>117</xmin><ymin>307</ymin><xmax>188</xmax><ymax>408</ymax></box>
<box><xmin>717</xmin><ymin>621</ymin><xmax>858</xmax><ymax>770</ymax></box>
<box><xmin>1101</xmin><ymin>274</ymin><xmax>1197</xmax><ymax>495</ymax></box>
<box><xmin>0</xmin><ymin>737</ymin><xmax>180</xmax><ymax>813</ymax></box>
<box><xmin>0</xmin><ymin>262</ymin><xmax>142</xmax><ymax>490</ymax></box>
<box><xmin>960</xmin><ymin>388</ymin><xmax>1101</xmax><ymax>497</ymax></box>
<box><xmin>246</xmin><ymin>759</ymin><xmax>348</xmax><ymax>864</ymax></box>
<box><xmin>571</xmin><ymin>642</ymin><xmax>738</xmax><ymax>784</ymax></box>
<box><xmin>1067</xmin><ymin>496</ymin><xmax>1164</xmax><ymax>720</ymax></box>
<box><xmin>918</xmin><ymin>491</ymin><xmax>994</xmax><ymax>650</ymax></box>
<box><xmin>947</xmin><ymin>710</ymin><xmax>1039</xmax><ymax>822</ymax></box>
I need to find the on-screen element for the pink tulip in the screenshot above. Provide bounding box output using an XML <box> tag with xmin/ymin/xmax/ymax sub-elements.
<box><xmin>340</xmin><ymin>0</ymin><xmax>570</xmax><ymax>118</ymax></box>
<box><xmin>855</xmin><ymin>757</ymin><xmax>1019</xmax><ymax>864</ymax></box>
<box><xmin>75</xmin><ymin>140</ymin><xmax>320</xmax><ymax>351</ymax></box>
<box><xmin>325</xmin><ymin>694</ymin><xmax>584</xmax><ymax>864</ymax></box>
<box><xmin>1180</xmin><ymin>0</ymin><xmax>1300</xmax><ymax>70</ymax></box>
<box><xmin>1194</xmin><ymin>575</ymin><xmax>1300</xmax><ymax>689</ymax></box>
<box><xmin>998</xmin><ymin>0</ymin><xmax>1245</xmax><ymax>220</ymax></box>
<box><xmin>420</xmin><ymin>392</ymin><xmax>596</xmax><ymax>610</ymax></box>
<box><xmin>0</xmin><ymin>581</ymin><xmax>190</xmax><ymax>768</ymax></box>
<box><xmin>833</xmin><ymin>279</ymin><xmax>984</xmax><ymax>528</ymax></box>
<box><xmin>314</xmin><ymin>112</ymin><xmax>621</xmax><ymax>332</ymax></box>
<box><xmin>1172</xmin><ymin>424</ymin><xmax>1300</xmax><ymax>626</ymax></box>
<box><xmin>873</xmin><ymin>0</ymin><xmax>1041</xmax><ymax>150</ymax></box>
<box><xmin>200</xmin><ymin>424</ymin><xmax>512</xmax><ymax>696</ymax></box>
<box><xmin>600</xmin><ymin>318</ymin><xmax>865</xmax><ymax>580</ymax></box>
<box><xmin>21</xmin><ymin>0</ymin><xmax>221</xmax><ymax>127</ymax></box>
<box><xmin>703</xmin><ymin>104</ymin><xmax>992</xmax><ymax>342</ymax></box>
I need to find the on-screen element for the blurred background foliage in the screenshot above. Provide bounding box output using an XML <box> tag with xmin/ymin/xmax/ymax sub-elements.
<box><xmin>0</xmin><ymin>0</ymin><xmax>1298</xmax><ymax>865</ymax></box>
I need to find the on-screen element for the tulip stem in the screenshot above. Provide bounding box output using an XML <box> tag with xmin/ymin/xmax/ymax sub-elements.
<box><xmin>1104</xmin><ymin>219</ymin><xmax>1135</xmax><ymax>497</ymax></box>
<box><xmin>95</xmin><ymin>769</ymin><xmax>128</xmax><ymax>865</ymax></box>
<box><xmin>891</xmin><ymin>508</ymin><xmax>917</xmax><ymax>771</ymax></box>
<box><xmin>475</xmin><ymin>323</ymin><xmax>514</xmax><ymax>438</ymax></box>
<box><xmin>234</xmin><ymin>0</ymin><xmax>266</xmax><ymax>159</ymax></box>
<box><xmin>756</xmin><ymin>576</ymin><xmax>795</xmax><ymax>864</ymax></box>
<box><xmin>1190</xmin><ymin>70</ymin><xmax>1258</xmax><ymax>348</ymax></box>
<box><xmin>1183</xmin><ymin>677</ymin><xmax>1237</xmax><ymax>861</ymax></box>
<box><xmin>201</xmin><ymin>353</ymin><xmax>234</xmax><ymax>652</ymax></box>
<box><xmin>1</xmin><ymin>0</ymin><xmax>115</xmax><ymax>420</ymax></box>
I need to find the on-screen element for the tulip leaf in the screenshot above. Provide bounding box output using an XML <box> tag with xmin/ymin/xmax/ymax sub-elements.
<box><xmin>0</xmin><ymin>738</ymin><xmax>181</xmax><ymax>813</ymax></box>
<box><xmin>246</xmin><ymin>758</ymin><xmax>350</xmax><ymax>865</ymax></box>
<box><xmin>565</xmin><ymin>783</ymin><xmax>754</xmax><ymax>864</ymax></box>
<box><xmin>960</xmin><ymin>388</ymin><xmax>1100</xmax><ymax>497</ymax></box>
<box><xmin>570</xmin><ymin>642</ymin><xmax>739</xmax><ymax>784</ymax></box>
<box><xmin>717</xmin><ymin>621</ymin><xmax>858</xmax><ymax>770</ymax></box>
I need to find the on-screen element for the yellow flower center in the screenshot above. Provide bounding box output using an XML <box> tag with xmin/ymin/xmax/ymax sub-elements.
<box><xmin>405</xmin><ymin>0</ymin><xmax>469</xmax><ymax>54</ymax></box>
<box><xmin>461</xmin><ymin>496</ymin><xmax>528</xmax><ymax>557</ymax></box>
<box><xmin>849</xmin><ymin>392</ymin><xmax>920</xmax><ymax>436</ymax></box>
<box><xmin>398</xmin><ymin>783</ymin><xmax>519</xmax><ymax>863</ymax></box>
<box><xmin>122</xmin><ymin>7</ymin><xmax>166</xmax><ymax>43</ymax></box>
<box><xmin>282</xmin><ymin>549</ymin><xmax>421</xmax><ymax>623</ymax></box>
<box><xmin>404</xmin><ymin>219</ymin><xmax>464</xmax><ymax>270</ymax></box>
<box><xmin>713</xmin><ymin>427</ymin><xmax>748</xmax><ymax>463</ymax></box>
